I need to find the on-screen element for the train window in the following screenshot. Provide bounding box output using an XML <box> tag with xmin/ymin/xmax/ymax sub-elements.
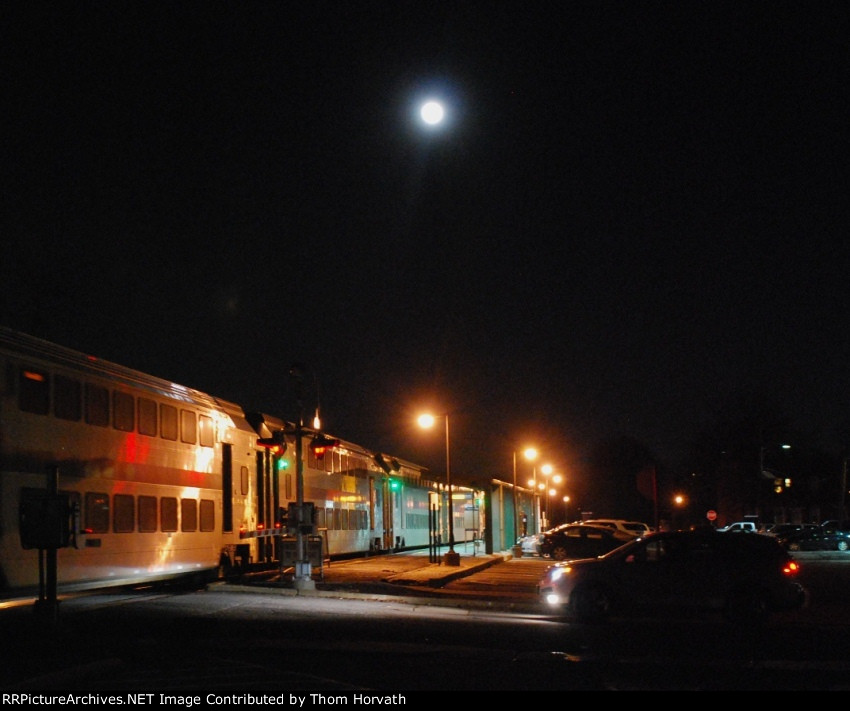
<box><xmin>161</xmin><ymin>497</ymin><xmax>178</xmax><ymax>532</ymax></box>
<box><xmin>85</xmin><ymin>383</ymin><xmax>109</xmax><ymax>427</ymax></box>
<box><xmin>18</xmin><ymin>367</ymin><xmax>49</xmax><ymax>414</ymax></box>
<box><xmin>54</xmin><ymin>374</ymin><xmax>82</xmax><ymax>421</ymax></box>
<box><xmin>199</xmin><ymin>499</ymin><xmax>214</xmax><ymax>531</ymax></box>
<box><xmin>138</xmin><ymin>495</ymin><xmax>157</xmax><ymax>532</ymax></box>
<box><xmin>84</xmin><ymin>492</ymin><xmax>109</xmax><ymax>534</ymax></box>
<box><xmin>180</xmin><ymin>409</ymin><xmax>196</xmax><ymax>444</ymax></box>
<box><xmin>181</xmin><ymin>499</ymin><xmax>197</xmax><ymax>532</ymax></box>
<box><xmin>113</xmin><ymin>494</ymin><xmax>134</xmax><ymax>533</ymax></box>
<box><xmin>199</xmin><ymin>415</ymin><xmax>214</xmax><ymax>447</ymax></box>
<box><xmin>340</xmin><ymin>509</ymin><xmax>350</xmax><ymax>530</ymax></box>
<box><xmin>113</xmin><ymin>391</ymin><xmax>135</xmax><ymax>432</ymax></box>
<box><xmin>332</xmin><ymin>508</ymin><xmax>341</xmax><ymax>531</ymax></box>
<box><xmin>160</xmin><ymin>404</ymin><xmax>178</xmax><ymax>441</ymax></box>
<box><xmin>315</xmin><ymin>507</ymin><xmax>326</xmax><ymax>529</ymax></box>
<box><xmin>138</xmin><ymin>397</ymin><xmax>157</xmax><ymax>436</ymax></box>
<box><xmin>240</xmin><ymin>466</ymin><xmax>249</xmax><ymax>496</ymax></box>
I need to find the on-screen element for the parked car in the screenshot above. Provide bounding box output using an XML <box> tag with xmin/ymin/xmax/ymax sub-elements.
<box><xmin>516</xmin><ymin>533</ymin><xmax>542</xmax><ymax>556</ymax></box>
<box><xmin>580</xmin><ymin>519</ymin><xmax>652</xmax><ymax>539</ymax></box>
<box><xmin>538</xmin><ymin>529</ymin><xmax>808</xmax><ymax>625</ymax></box>
<box><xmin>537</xmin><ymin>523</ymin><xmax>625</xmax><ymax>561</ymax></box>
<box><xmin>764</xmin><ymin>523</ymin><xmax>820</xmax><ymax>538</ymax></box>
<box><xmin>716</xmin><ymin>521</ymin><xmax>757</xmax><ymax>533</ymax></box>
<box><xmin>776</xmin><ymin>527</ymin><xmax>850</xmax><ymax>552</ymax></box>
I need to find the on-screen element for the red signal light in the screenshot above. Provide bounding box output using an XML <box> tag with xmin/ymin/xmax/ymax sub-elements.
<box><xmin>257</xmin><ymin>430</ymin><xmax>287</xmax><ymax>454</ymax></box>
<box><xmin>310</xmin><ymin>434</ymin><xmax>339</xmax><ymax>461</ymax></box>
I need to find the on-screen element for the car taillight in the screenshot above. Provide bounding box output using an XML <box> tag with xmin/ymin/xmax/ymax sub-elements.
<box><xmin>783</xmin><ymin>559</ymin><xmax>800</xmax><ymax>576</ymax></box>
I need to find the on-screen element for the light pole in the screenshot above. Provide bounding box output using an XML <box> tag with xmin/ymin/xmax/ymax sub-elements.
<box><xmin>512</xmin><ymin>447</ymin><xmax>538</xmax><ymax>543</ymax></box>
<box><xmin>758</xmin><ymin>443</ymin><xmax>791</xmax><ymax>519</ymax></box>
<box><xmin>759</xmin><ymin>443</ymin><xmax>791</xmax><ymax>479</ymax></box>
<box><xmin>418</xmin><ymin>412</ymin><xmax>460</xmax><ymax>566</ymax></box>
<box><xmin>546</xmin><ymin>472</ymin><xmax>562</xmax><ymax>527</ymax></box>
<box><xmin>290</xmin><ymin>364</ymin><xmax>315</xmax><ymax>592</ymax></box>
<box><xmin>528</xmin><ymin>463</ymin><xmax>553</xmax><ymax>534</ymax></box>
<box><xmin>540</xmin><ymin>464</ymin><xmax>553</xmax><ymax>531</ymax></box>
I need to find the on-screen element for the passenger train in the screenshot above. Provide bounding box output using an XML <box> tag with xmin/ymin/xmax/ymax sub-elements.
<box><xmin>0</xmin><ymin>327</ymin><xmax>480</xmax><ymax>599</ymax></box>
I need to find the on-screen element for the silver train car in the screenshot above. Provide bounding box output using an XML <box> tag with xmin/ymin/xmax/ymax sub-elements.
<box><xmin>0</xmin><ymin>327</ymin><xmax>477</xmax><ymax>599</ymax></box>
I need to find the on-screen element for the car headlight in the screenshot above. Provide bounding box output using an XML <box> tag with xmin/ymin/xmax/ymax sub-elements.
<box><xmin>549</xmin><ymin>565</ymin><xmax>571</xmax><ymax>582</ymax></box>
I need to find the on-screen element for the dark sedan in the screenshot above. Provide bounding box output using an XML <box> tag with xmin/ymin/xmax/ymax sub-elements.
<box><xmin>538</xmin><ymin>529</ymin><xmax>808</xmax><ymax>624</ymax></box>
<box><xmin>777</xmin><ymin>528</ymin><xmax>850</xmax><ymax>552</ymax></box>
<box><xmin>537</xmin><ymin>523</ymin><xmax>624</xmax><ymax>561</ymax></box>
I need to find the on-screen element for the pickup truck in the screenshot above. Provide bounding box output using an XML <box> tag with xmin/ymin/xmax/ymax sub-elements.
<box><xmin>716</xmin><ymin>521</ymin><xmax>757</xmax><ymax>533</ymax></box>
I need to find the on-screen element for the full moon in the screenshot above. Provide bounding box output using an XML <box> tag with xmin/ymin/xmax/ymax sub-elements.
<box><xmin>420</xmin><ymin>101</ymin><xmax>445</xmax><ymax>125</ymax></box>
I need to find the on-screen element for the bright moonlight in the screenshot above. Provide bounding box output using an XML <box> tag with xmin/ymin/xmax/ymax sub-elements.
<box><xmin>420</xmin><ymin>100</ymin><xmax>445</xmax><ymax>125</ymax></box>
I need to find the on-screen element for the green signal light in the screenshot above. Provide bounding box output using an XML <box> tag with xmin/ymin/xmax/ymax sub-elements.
<box><xmin>277</xmin><ymin>458</ymin><xmax>289</xmax><ymax>471</ymax></box>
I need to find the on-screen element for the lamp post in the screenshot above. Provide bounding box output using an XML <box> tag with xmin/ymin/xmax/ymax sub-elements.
<box><xmin>512</xmin><ymin>447</ymin><xmax>538</xmax><ymax>543</ymax></box>
<box><xmin>528</xmin><ymin>462</ymin><xmax>553</xmax><ymax>534</ymax></box>
<box><xmin>546</xmin><ymin>472</ymin><xmax>562</xmax><ymax>528</ymax></box>
<box><xmin>673</xmin><ymin>493</ymin><xmax>686</xmax><ymax>531</ymax></box>
<box><xmin>537</xmin><ymin>464</ymin><xmax>554</xmax><ymax>531</ymax></box>
<box><xmin>759</xmin><ymin>443</ymin><xmax>791</xmax><ymax>479</ymax></box>
<box><xmin>540</xmin><ymin>464</ymin><xmax>553</xmax><ymax>531</ymax></box>
<box><xmin>289</xmin><ymin>364</ymin><xmax>316</xmax><ymax>592</ymax></box>
<box><xmin>418</xmin><ymin>412</ymin><xmax>460</xmax><ymax>566</ymax></box>
<box><xmin>758</xmin><ymin>443</ymin><xmax>791</xmax><ymax>519</ymax></box>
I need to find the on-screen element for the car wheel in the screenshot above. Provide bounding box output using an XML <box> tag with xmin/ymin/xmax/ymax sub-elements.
<box><xmin>551</xmin><ymin>545</ymin><xmax>569</xmax><ymax>561</ymax></box>
<box><xmin>724</xmin><ymin>587</ymin><xmax>770</xmax><ymax>626</ymax></box>
<box><xmin>838</xmin><ymin>540</ymin><xmax>849</xmax><ymax>552</ymax></box>
<box><xmin>570</xmin><ymin>583</ymin><xmax>611</xmax><ymax>623</ymax></box>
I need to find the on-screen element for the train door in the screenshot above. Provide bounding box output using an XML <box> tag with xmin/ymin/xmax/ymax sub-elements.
<box><xmin>255</xmin><ymin>448</ymin><xmax>274</xmax><ymax>563</ymax></box>
<box><xmin>382</xmin><ymin>477</ymin><xmax>394</xmax><ymax>551</ymax></box>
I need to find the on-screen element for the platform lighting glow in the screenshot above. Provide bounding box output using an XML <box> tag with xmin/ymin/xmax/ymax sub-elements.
<box><xmin>420</xmin><ymin>100</ymin><xmax>445</xmax><ymax>125</ymax></box>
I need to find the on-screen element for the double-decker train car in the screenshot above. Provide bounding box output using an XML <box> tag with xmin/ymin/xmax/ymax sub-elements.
<box><xmin>0</xmin><ymin>327</ymin><xmax>478</xmax><ymax>599</ymax></box>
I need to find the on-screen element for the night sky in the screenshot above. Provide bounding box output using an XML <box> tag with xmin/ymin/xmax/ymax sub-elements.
<box><xmin>3</xmin><ymin>2</ymin><xmax>849</xmax><ymax>489</ymax></box>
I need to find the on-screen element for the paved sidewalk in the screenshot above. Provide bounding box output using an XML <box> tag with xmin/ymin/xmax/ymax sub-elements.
<box><xmin>227</xmin><ymin>545</ymin><xmax>520</xmax><ymax>604</ymax></box>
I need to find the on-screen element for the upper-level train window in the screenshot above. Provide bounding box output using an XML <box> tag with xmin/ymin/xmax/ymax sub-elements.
<box><xmin>181</xmin><ymin>499</ymin><xmax>197</xmax><ymax>532</ymax></box>
<box><xmin>138</xmin><ymin>397</ymin><xmax>157</xmax><ymax>436</ymax></box>
<box><xmin>54</xmin><ymin>374</ymin><xmax>82</xmax><ymax>421</ymax></box>
<box><xmin>84</xmin><ymin>492</ymin><xmax>109</xmax><ymax>533</ymax></box>
<box><xmin>138</xmin><ymin>495</ymin><xmax>157</xmax><ymax>532</ymax></box>
<box><xmin>161</xmin><ymin>497</ymin><xmax>178</xmax><ymax>532</ymax></box>
<box><xmin>113</xmin><ymin>494</ymin><xmax>134</xmax><ymax>532</ymax></box>
<box><xmin>180</xmin><ymin>409</ymin><xmax>196</xmax><ymax>444</ymax></box>
<box><xmin>160</xmin><ymin>404</ymin><xmax>178</xmax><ymax>441</ymax></box>
<box><xmin>85</xmin><ymin>383</ymin><xmax>109</xmax><ymax>427</ymax></box>
<box><xmin>113</xmin><ymin>391</ymin><xmax>135</xmax><ymax>432</ymax></box>
<box><xmin>18</xmin><ymin>367</ymin><xmax>49</xmax><ymax>414</ymax></box>
<box><xmin>199</xmin><ymin>414</ymin><xmax>214</xmax><ymax>447</ymax></box>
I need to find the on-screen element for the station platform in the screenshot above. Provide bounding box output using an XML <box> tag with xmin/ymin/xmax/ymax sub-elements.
<box><xmin>229</xmin><ymin>544</ymin><xmax>517</xmax><ymax>601</ymax></box>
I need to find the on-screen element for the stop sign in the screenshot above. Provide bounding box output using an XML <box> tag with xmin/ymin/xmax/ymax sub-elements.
<box><xmin>706</xmin><ymin>509</ymin><xmax>717</xmax><ymax>521</ymax></box>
